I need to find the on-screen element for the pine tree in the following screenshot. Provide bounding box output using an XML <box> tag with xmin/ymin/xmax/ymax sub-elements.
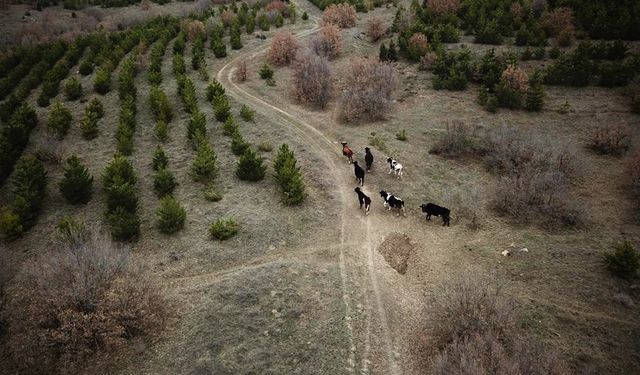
<box><xmin>47</xmin><ymin>101</ymin><xmax>72</xmax><ymax>139</ymax></box>
<box><xmin>246</xmin><ymin>16</ymin><xmax>255</xmax><ymax>34</ymax></box>
<box><xmin>275</xmin><ymin>14</ymin><xmax>284</xmax><ymax>28</ymax></box>
<box><xmin>379</xmin><ymin>43</ymin><xmax>388</xmax><ymax>61</ymax></box>
<box><xmin>301</xmin><ymin>11</ymin><xmax>308</xmax><ymax>21</ymax></box>
<box><xmin>259</xmin><ymin>14</ymin><xmax>270</xmax><ymax>31</ymax></box>
<box><xmin>214</xmin><ymin>95</ymin><xmax>231</xmax><ymax>122</ymax></box>
<box><xmin>186</xmin><ymin>111</ymin><xmax>207</xmax><ymax>143</ymax></box>
<box><xmin>526</xmin><ymin>72</ymin><xmax>545</xmax><ymax>112</ymax></box>
<box><xmin>211</xmin><ymin>35</ymin><xmax>227</xmax><ymax>58</ymax></box>
<box><xmin>80</xmin><ymin>112</ymin><xmax>99</xmax><ymax>140</ymax></box>
<box><xmin>387</xmin><ymin>40</ymin><xmax>398</xmax><ymax>62</ymax></box>
<box><xmin>273</xmin><ymin>144</ymin><xmax>305</xmax><ymax>205</ymax></box>
<box><xmin>231</xmin><ymin>21</ymin><xmax>243</xmax><ymax>50</ymax></box>
<box><xmin>59</xmin><ymin>155</ymin><xmax>93</xmax><ymax>205</ymax></box>
<box><xmin>391</xmin><ymin>8</ymin><xmax>403</xmax><ymax>33</ymax></box>
<box><xmin>156</xmin><ymin>195</ymin><xmax>186</xmax><ymax>234</ymax></box>
<box><xmin>152</xmin><ymin>145</ymin><xmax>169</xmax><ymax>171</ymax></box>
<box><xmin>223</xmin><ymin>115</ymin><xmax>238</xmax><ymax>136</ymax></box>
<box><xmin>231</xmin><ymin>130</ymin><xmax>250</xmax><ymax>155</ymax></box>
<box><xmin>206</xmin><ymin>80</ymin><xmax>226</xmax><ymax>101</ymax></box>
<box><xmin>191</xmin><ymin>142</ymin><xmax>218</xmax><ymax>182</ymax></box>
<box><xmin>236</xmin><ymin>147</ymin><xmax>265</xmax><ymax>181</ymax></box>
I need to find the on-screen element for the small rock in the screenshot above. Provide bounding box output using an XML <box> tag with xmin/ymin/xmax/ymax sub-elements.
<box><xmin>268</xmin><ymin>245</ymin><xmax>276</xmax><ymax>251</ymax></box>
<box><xmin>501</xmin><ymin>250</ymin><xmax>511</xmax><ymax>257</ymax></box>
<box><xmin>520</xmin><ymin>248</ymin><xmax>529</xmax><ymax>252</ymax></box>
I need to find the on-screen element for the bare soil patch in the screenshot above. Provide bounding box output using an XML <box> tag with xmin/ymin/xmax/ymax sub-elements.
<box><xmin>378</xmin><ymin>232</ymin><xmax>414</xmax><ymax>274</ymax></box>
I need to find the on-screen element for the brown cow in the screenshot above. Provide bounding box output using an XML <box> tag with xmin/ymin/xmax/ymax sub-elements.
<box><xmin>341</xmin><ymin>142</ymin><xmax>354</xmax><ymax>164</ymax></box>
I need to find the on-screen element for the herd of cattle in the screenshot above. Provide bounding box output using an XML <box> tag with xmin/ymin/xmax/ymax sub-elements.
<box><xmin>341</xmin><ymin>142</ymin><xmax>451</xmax><ymax>226</ymax></box>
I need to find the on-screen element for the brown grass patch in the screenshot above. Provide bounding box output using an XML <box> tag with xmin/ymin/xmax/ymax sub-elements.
<box><xmin>378</xmin><ymin>232</ymin><xmax>414</xmax><ymax>274</ymax></box>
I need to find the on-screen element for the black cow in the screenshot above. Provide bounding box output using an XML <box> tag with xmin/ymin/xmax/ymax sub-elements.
<box><xmin>353</xmin><ymin>161</ymin><xmax>365</xmax><ymax>186</ymax></box>
<box><xmin>379</xmin><ymin>190</ymin><xmax>405</xmax><ymax>213</ymax></box>
<box><xmin>364</xmin><ymin>147</ymin><xmax>374</xmax><ymax>172</ymax></box>
<box><xmin>420</xmin><ymin>203</ymin><xmax>450</xmax><ymax>226</ymax></box>
<box><xmin>354</xmin><ymin>187</ymin><xmax>371</xmax><ymax>214</ymax></box>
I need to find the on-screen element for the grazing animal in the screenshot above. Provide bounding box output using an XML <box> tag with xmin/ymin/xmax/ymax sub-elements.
<box><xmin>354</xmin><ymin>187</ymin><xmax>371</xmax><ymax>214</ymax></box>
<box><xmin>379</xmin><ymin>190</ymin><xmax>405</xmax><ymax>213</ymax></box>
<box><xmin>386</xmin><ymin>158</ymin><xmax>404</xmax><ymax>179</ymax></box>
<box><xmin>364</xmin><ymin>147</ymin><xmax>374</xmax><ymax>172</ymax></box>
<box><xmin>341</xmin><ymin>142</ymin><xmax>354</xmax><ymax>163</ymax></box>
<box><xmin>420</xmin><ymin>203</ymin><xmax>450</xmax><ymax>226</ymax></box>
<box><xmin>353</xmin><ymin>161</ymin><xmax>365</xmax><ymax>186</ymax></box>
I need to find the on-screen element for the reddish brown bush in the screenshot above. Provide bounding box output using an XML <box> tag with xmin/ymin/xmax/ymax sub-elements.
<box><xmin>309</xmin><ymin>24</ymin><xmax>342</xmax><ymax>60</ymax></box>
<box><xmin>267</xmin><ymin>31</ymin><xmax>299</xmax><ymax>66</ymax></box>
<box><xmin>408</xmin><ymin>32</ymin><xmax>429</xmax><ymax>60</ymax></box>
<box><xmin>366</xmin><ymin>17</ymin><xmax>387</xmax><ymax>42</ymax></box>
<box><xmin>427</xmin><ymin>0</ymin><xmax>460</xmax><ymax>16</ymax></box>
<box><xmin>265</xmin><ymin>0</ymin><xmax>288</xmax><ymax>14</ymax></box>
<box><xmin>339</xmin><ymin>58</ymin><xmax>397</xmax><ymax>122</ymax></box>
<box><xmin>220</xmin><ymin>9</ymin><xmax>236</xmax><ymax>27</ymax></box>
<box><xmin>510</xmin><ymin>2</ymin><xmax>524</xmax><ymax>23</ymax></box>
<box><xmin>589</xmin><ymin>124</ymin><xmax>631</xmax><ymax>155</ymax></box>
<box><xmin>321</xmin><ymin>4</ymin><xmax>357</xmax><ymax>28</ymax></box>
<box><xmin>292</xmin><ymin>53</ymin><xmax>333</xmax><ymax>108</ymax></box>
<box><xmin>235</xmin><ymin>60</ymin><xmax>248</xmax><ymax>82</ymax></box>
<box><xmin>500</xmin><ymin>65</ymin><xmax>529</xmax><ymax>93</ymax></box>
<box><xmin>6</xmin><ymin>229</ymin><xmax>167</xmax><ymax>374</ymax></box>
<box><xmin>541</xmin><ymin>7</ymin><xmax>574</xmax><ymax>37</ymax></box>
<box><xmin>185</xmin><ymin>20</ymin><xmax>206</xmax><ymax>41</ymax></box>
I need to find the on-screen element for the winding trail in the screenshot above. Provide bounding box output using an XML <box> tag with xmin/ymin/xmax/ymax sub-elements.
<box><xmin>216</xmin><ymin>10</ymin><xmax>400</xmax><ymax>375</ymax></box>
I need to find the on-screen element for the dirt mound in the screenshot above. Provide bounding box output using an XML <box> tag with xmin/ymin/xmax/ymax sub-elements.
<box><xmin>378</xmin><ymin>233</ymin><xmax>414</xmax><ymax>274</ymax></box>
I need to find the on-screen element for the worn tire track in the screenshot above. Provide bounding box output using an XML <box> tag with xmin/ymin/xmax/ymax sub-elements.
<box><xmin>216</xmin><ymin>10</ymin><xmax>400</xmax><ymax>374</ymax></box>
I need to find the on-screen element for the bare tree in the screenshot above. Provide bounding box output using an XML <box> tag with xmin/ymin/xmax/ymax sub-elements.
<box><xmin>339</xmin><ymin>57</ymin><xmax>397</xmax><ymax>122</ymax></box>
<box><xmin>267</xmin><ymin>31</ymin><xmax>299</xmax><ymax>66</ymax></box>
<box><xmin>309</xmin><ymin>24</ymin><xmax>342</xmax><ymax>60</ymax></box>
<box><xmin>321</xmin><ymin>3</ymin><xmax>357</xmax><ymax>28</ymax></box>
<box><xmin>291</xmin><ymin>52</ymin><xmax>333</xmax><ymax>108</ymax></box>
<box><xmin>235</xmin><ymin>60</ymin><xmax>248</xmax><ymax>82</ymax></box>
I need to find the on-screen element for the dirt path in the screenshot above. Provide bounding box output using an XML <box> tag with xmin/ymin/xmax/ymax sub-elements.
<box><xmin>217</xmin><ymin>9</ymin><xmax>401</xmax><ymax>374</ymax></box>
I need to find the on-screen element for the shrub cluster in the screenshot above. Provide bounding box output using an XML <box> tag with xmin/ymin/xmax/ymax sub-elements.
<box><xmin>273</xmin><ymin>144</ymin><xmax>306</xmax><ymax>205</ymax></box>
<box><xmin>149</xmin><ymin>86</ymin><xmax>173</xmax><ymax>123</ymax></box>
<box><xmin>240</xmin><ymin>104</ymin><xmax>255</xmax><ymax>122</ymax></box>
<box><xmin>603</xmin><ymin>241</ymin><xmax>639</xmax><ymax>279</ymax></box>
<box><xmin>426</xmin><ymin>272</ymin><xmax>568</xmax><ymax>374</ymax></box>
<box><xmin>432</xmin><ymin>47</ymin><xmax>475</xmax><ymax>91</ymax></box>
<box><xmin>379</xmin><ymin>40</ymin><xmax>398</xmax><ymax>62</ymax></box>
<box><xmin>209</xmin><ymin>217</ymin><xmax>239</xmax><ymax>240</ymax></box>
<box><xmin>309</xmin><ymin>24</ymin><xmax>342</xmax><ymax>60</ymax></box>
<box><xmin>321</xmin><ymin>4</ymin><xmax>357</xmax><ymax>28</ymax></box>
<box><xmin>192</xmin><ymin>36</ymin><xmax>206</xmax><ymax>71</ymax></box>
<box><xmin>149</xmin><ymin>28</ymin><xmax>178</xmax><ymax>85</ymax></box>
<box><xmin>177</xmin><ymin>75</ymin><xmax>198</xmax><ymax>114</ymax></box>
<box><xmin>5</xmin><ymin>228</ymin><xmax>166</xmax><ymax>373</ymax></box>
<box><xmin>267</xmin><ymin>31</ymin><xmax>299</xmax><ymax>66</ymax></box>
<box><xmin>292</xmin><ymin>53</ymin><xmax>333</xmax><ymax>108</ymax></box>
<box><xmin>588</xmin><ymin>124</ymin><xmax>631</xmax><ymax>156</ymax></box>
<box><xmin>102</xmin><ymin>155</ymin><xmax>140</xmax><ymax>241</ymax></box>
<box><xmin>339</xmin><ymin>57</ymin><xmax>397</xmax><ymax>122</ymax></box>
<box><xmin>0</xmin><ymin>156</ymin><xmax>48</xmax><ymax>241</ymax></box>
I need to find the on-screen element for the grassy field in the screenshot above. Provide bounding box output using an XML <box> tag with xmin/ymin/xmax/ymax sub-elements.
<box><xmin>1</xmin><ymin>0</ymin><xmax>639</xmax><ymax>374</ymax></box>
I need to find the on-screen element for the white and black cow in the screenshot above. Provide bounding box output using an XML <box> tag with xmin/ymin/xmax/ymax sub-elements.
<box><xmin>354</xmin><ymin>187</ymin><xmax>371</xmax><ymax>214</ymax></box>
<box><xmin>353</xmin><ymin>161</ymin><xmax>365</xmax><ymax>186</ymax></box>
<box><xmin>420</xmin><ymin>203</ymin><xmax>450</xmax><ymax>226</ymax></box>
<box><xmin>364</xmin><ymin>147</ymin><xmax>374</xmax><ymax>172</ymax></box>
<box><xmin>386</xmin><ymin>158</ymin><xmax>404</xmax><ymax>179</ymax></box>
<box><xmin>379</xmin><ymin>190</ymin><xmax>405</xmax><ymax>213</ymax></box>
